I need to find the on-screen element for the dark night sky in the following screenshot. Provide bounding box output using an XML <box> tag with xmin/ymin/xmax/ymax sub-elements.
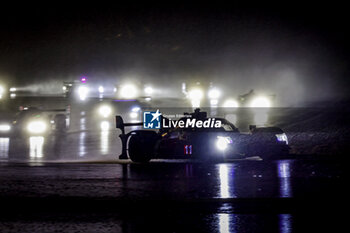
<box><xmin>0</xmin><ymin>4</ymin><xmax>349</xmax><ymax>104</ymax></box>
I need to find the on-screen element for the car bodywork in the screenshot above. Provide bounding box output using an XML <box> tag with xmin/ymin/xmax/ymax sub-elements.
<box><xmin>116</xmin><ymin>109</ymin><xmax>289</xmax><ymax>162</ymax></box>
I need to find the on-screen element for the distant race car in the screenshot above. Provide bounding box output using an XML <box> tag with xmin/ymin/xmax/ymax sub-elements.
<box><xmin>237</xmin><ymin>89</ymin><xmax>275</xmax><ymax>108</ymax></box>
<box><xmin>6</xmin><ymin>107</ymin><xmax>67</xmax><ymax>136</ymax></box>
<box><xmin>116</xmin><ymin>109</ymin><xmax>289</xmax><ymax>162</ymax></box>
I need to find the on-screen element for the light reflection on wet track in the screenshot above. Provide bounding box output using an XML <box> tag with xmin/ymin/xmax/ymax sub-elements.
<box><xmin>29</xmin><ymin>136</ymin><xmax>44</xmax><ymax>159</ymax></box>
<box><xmin>0</xmin><ymin>150</ymin><xmax>343</xmax><ymax>232</ymax></box>
<box><xmin>0</xmin><ymin>137</ymin><xmax>9</xmax><ymax>158</ymax></box>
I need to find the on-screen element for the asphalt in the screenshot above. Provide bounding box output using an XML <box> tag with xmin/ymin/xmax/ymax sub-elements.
<box><xmin>0</xmin><ymin>154</ymin><xmax>345</xmax><ymax>232</ymax></box>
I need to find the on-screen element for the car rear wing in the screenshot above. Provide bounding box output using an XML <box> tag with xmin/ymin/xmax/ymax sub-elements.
<box><xmin>115</xmin><ymin>115</ymin><xmax>143</xmax><ymax>159</ymax></box>
<box><xmin>115</xmin><ymin>115</ymin><xmax>143</xmax><ymax>134</ymax></box>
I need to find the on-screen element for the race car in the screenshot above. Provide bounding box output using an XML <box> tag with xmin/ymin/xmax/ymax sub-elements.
<box><xmin>115</xmin><ymin>109</ymin><xmax>289</xmax><ymax>162</ymax></box>
<box><xmin>10</xmin><ymin>107</ymin><xmax>67</xmax><ymax>136</ymax></box>
<box><xmin>182</xmin><ymin>81</ymin><xmax>221</xmax><ymax>108</ymax></box>
<box><xmin>114</xmin><ymin>82</ymin><xmax>154</xmax><ymax>101</ymax></box>
<box><xmin>237</xmin><ymin>89</ymin><xmax>275</xmax><ymax>108</ymax></box>
<box><xmin>181</xmin><ymin>82</ymin><xmax>276</xmax><ymax>108</ymax></box>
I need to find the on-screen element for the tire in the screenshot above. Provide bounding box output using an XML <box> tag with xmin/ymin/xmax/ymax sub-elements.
<box><xmin>128</xmin><ymin>131</ymin><xmax>158</xmax><ymax>163</ymax></box>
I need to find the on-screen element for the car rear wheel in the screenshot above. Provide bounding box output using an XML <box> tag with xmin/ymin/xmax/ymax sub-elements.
<box><xmin>128</xmin><ymin>131</ymin><xmax>158</xmax><ymax>163</ymax></box>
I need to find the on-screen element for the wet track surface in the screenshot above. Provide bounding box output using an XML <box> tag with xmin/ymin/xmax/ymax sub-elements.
<box><xmin>0</xmin><ymin>159</ymin><xmax>343</xmax><ymax>199</ymax></box>
<box><xmin>0</xmin><ymin>101</ymin><xmax>346</xmax><ymax>232</ymax></box>
<box><xmin>0</xmin><ymin>141</ymin><xmax>345</xmax><ymax>232</ymax></box>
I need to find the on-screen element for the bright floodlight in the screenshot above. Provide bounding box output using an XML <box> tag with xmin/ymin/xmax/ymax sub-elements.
<box><xmin>9</xmin><ymin>87</ymin><xmax>16</xmax><ymax>92</ymax></box>
<box><xmin>78</xmin><ymin>86</ymin><xmax>89</xmax><ymax>101</ymax></box>
<box><xmin>251</xmin><ymin>97</ymin><xmax>271</xmax><ymax>108</ymax></box>
<box><xmin>216</xmin><ymin>136</ymin><xmax>232</xmax><ymax>151</ymax></box>
<box><xmin>98</xmin><ymin>86</ymin><xmax>104</xmax><ymax>93</ymax></box>
<box><xmin>27</xmin><ymin>121</ymin><xmax>47</xmax><ymax>134</ymax></box>
<box><xmin>208</xmin><ymin>89</ymin><xmax>221</xmax><ymax>99</ymax></box>
<box><xmin>144</xmin><ymin>86</ymin><xmax>153</xmax><ymax>95</ymax></box>
<box><xmin>223</xmin><ymin>99</ymin><xmax>239</xmax><ymax>108</ymax></box>
<box><xmin>99</xmin><ymin>105</ymin><xmax>112</xmax><ymax>118</ymax></box>
<box><xmin>120</xmin><ymin>84</ymin><xmax>137</xmax><ymax>98</ymax></box>
<box><xmin>0</xmin><ymin>124</ymin><xmax>11</xmax><ymax>131</ymax></box>
<box><xmin>100</xmin><ymin>121</ymin><xmax>110</xmax><ymax>131</ymax></box>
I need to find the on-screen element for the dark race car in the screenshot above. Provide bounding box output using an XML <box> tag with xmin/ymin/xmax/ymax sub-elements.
<box><xmin>10</xmin><ymin>107</ymin><xmax>68</xmax><ymax>136</ymax></box>
<box><xmin>116</xmin><ymin>109</ymin><xmax>289</xmax><ymax>162</ymax></box>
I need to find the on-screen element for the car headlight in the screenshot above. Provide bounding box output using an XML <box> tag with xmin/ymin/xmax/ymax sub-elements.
<box><xmin>276</xmin><ymin>133</ymin><xmax>288</xmax><ymax>145</ymax></box>
<box><xmin>129</xmin><ymin>106</ymin><xmax>140</xmax><ymax>119</ymax></box>
<box><xmin>223</xmin><ymin>99</ymin><xmax>239</xmax><ymax>108</ymax></box>
<box><xmin>78</xmin><ymin>86</ymin><xmax>89</xmax><ymax>101</ymax></box>
<box><xmin>208</xmin><ymin>89</ymin><xmax>221</xmax><ymax>99</ymax></box>
<box><xmin>130</xmin><ymin>112</ymin><xmax>138</xmax><ymax>119</ymax></box>
<box><xmin>131</xmin><ymin>106</ymin><xmax>141</xmax><ymax>112</ymax></box>
<box><xmin>144</xmin><ymin>86</ymin><xmax>153</xmax><ymax>95</ymax></box>
<box><xmin>250</xmin><ymin>97</ymin><xmax>271</xmax><ymax>108</ymax></box>
<box><xmin>120</xmin><ymin>84</ymin><xmax>138</xmax><ymax>98</ymax></box>
<box><xmin>188</xmin><ymin>89</ymin><xmax>203</xmax><ymax>100</ymax></box>
<box><xmin>98</xmin><ymin>86</ymin><xmax>104</xmax><ymax>93</ymax></box>
<box><xmin>0</xmin><ymin>124</ymin><xmax>11</xmax><ymax>132</ymax></box>
<box><xmin>216</xmin><ymin>136</ymin><xmax>233</xmax><ymax>151</ymax></box>
<box><xmin>99</xmin><ymin>105</ymin><xmax>112</xmax><ymax>118</ymax></box>
<box><xmin>27</xmin><ymin>121</ymin><xmax>47</xmax><ymax>134</ymax></box>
